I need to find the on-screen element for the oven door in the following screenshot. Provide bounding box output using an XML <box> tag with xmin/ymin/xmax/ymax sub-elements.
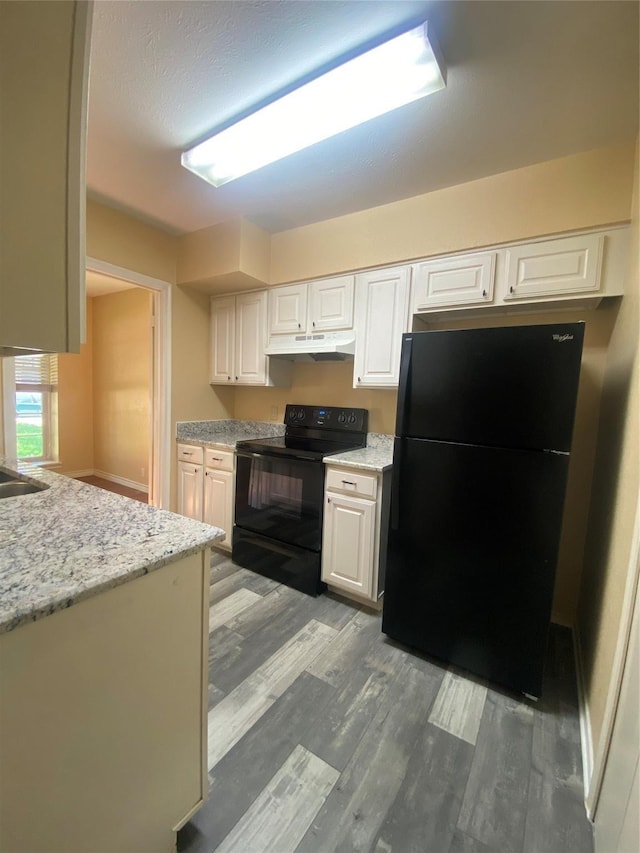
<box><xmin>234</xmin><ymin>450</ymin><xmax>325</xmax><ymax>551</ymax></box>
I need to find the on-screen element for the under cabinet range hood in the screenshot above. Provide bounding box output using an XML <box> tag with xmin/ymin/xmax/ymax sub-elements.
<box><xmin>264</xmin><ymin>332</ymin><xmax>356</xmax><ymax>361</ymax></box>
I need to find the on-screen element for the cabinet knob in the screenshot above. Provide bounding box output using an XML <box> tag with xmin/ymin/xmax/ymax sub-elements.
<box><xmin>482</xmin><ymin>289</ymin><xmax>487</xmax><ymax>297</ymax></box>
<box><xmin>227</xmin><ymin>375</ymin><xmax>231</xmax><ymax>380</ymax></box>
<box><xmin>297</xmin><ymin>322</ymin><xmax>301</xmax><ymax>328</ymax></box>
<box><xmin>312</xmin><ymin>321</ymin><xmax>316</xmax><ymax>327</ymax></box>
<box><xmin>509</xmin><ymin>286</ymin><xmax>514</xmax><ymax>294</ymax></box>
<box><xmin>235</xmin><ymin>376</ymin><xmax>238</xmax><ymax>380</ymax></box>
<box><xmin>327</xmin><ymin>497</ymin><xmax>331</xmax><ymax>504</ymax></box>
<box><xmin>342</xmin><ymin>480</ymin><xmax>356</xmax><ymax>486</ymax></box>
<box><xmin>358</xmin><ymin>377</ymin><xmax>361</xmax><ymax>383</ymax></box>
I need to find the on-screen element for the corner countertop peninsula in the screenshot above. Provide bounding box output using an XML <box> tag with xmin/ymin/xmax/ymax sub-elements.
<box><xmin>0</xmin><ymin>459</ymin><xmax>222</xmax><ymax>853</ymax></box>
<box><xmin>0</xmin><ymin>458</ymin><xmax>223</xmax><ymax>634</ymax></box>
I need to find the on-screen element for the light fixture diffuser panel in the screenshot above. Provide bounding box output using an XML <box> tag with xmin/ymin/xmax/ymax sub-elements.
<box><xmin>182</xmin><ymin>21</ymin><xmax>446</xmax><ymax>187</ymax></box>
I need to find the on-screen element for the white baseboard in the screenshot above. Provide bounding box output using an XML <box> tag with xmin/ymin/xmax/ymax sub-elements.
<box><xmin>573</xmin><ymin>625</ymin><xmax>594</xmax><ymax>803</ymax></box>
<box><xmin>94</xmin><ymin>470</ymin><xmax>149</xmax><ymax>494</ymax></box>
<box><xmin>69</xmin><ymin>469</ymin><xmax>148</xmax><ymax>494</ymax></box>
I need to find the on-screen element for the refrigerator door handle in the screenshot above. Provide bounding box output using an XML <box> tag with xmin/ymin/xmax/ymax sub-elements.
<box><xmin>390</xmin><ymin>453</ymin><xmax>401</xmax><ymax>531</ymax></box>
<box><xmin>395</xmin><ymin>335</ymin><xmax>413</xmax><ymax>437</ymax></box>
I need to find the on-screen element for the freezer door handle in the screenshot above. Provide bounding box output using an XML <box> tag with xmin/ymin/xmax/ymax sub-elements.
<box><xmin>395</xmin><ymin>335</ymin><xmax>413</xmax><ymax>437</ymax></box>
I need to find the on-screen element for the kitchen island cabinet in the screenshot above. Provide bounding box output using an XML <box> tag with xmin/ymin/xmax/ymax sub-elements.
<box><xmin>0</xmin><ymin>462</ymin><xmax>222</xmax><ymax>853</ymax></box>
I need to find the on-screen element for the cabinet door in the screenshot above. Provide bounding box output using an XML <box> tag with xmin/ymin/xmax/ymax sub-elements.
<box><xmin>0</xmin><ymin>0</ymin><xmax>92</xmax><ymax>354</ymax></box>
<box><xmin>203</xmin><ymin>469</ymin><xmax>234</xmax><ymax>550</ymax></box>
<box><xmin>268</xmin><ymin>284</ymin><xmax>308</xmax><ymax>335</ymax></box>
<box><xmin>353</xmin><ymin>266</ymin><xmax>410</xmax><ymax>388</ymax></box>
<box><xmin>413</xmin><ymin>252</ymin><xmax>496</xmax><ymax>311</ymax></box>
<box><xmin>210</xmin><ymin>296</ymin><xmax>235</xmax><ymax>384</ymax></box>
<box><xmin>308</xmin><ymin>276</ymin><xmax>355</xmax><ymax>331</ymax></box>
<box><xmin>322</xmin><ymin>492</ymin><xmax>375</xmax><ymax>598</ymax></box>
<box><xmin>235</xmin><ymin>291</ymin><xmax>267</xmax><ymax>385</ymax></box>
<box><xmin>177</xmin><ymin>462</ymin><xmax>203</xmax><ymax>521</ymax></box>
<box><xmin>503</xmin><ymin>234</ymin><xmax>603</xmax><ymax>300</ymax></box>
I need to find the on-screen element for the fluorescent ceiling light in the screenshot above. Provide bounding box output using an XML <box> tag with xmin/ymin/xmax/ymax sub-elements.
<box><xmin>181</xmin><ymin>21</ymin><xmax>446</xmax><ymax>187</ymax></box>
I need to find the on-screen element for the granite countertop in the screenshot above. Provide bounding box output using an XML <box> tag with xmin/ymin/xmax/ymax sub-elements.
<box><xmin>324</xmin><ymin>433</ymin><xmax>395</xmax><ymax>472</ymax></box>
<box><xmin>176</xmin><ymin>419</ymin><xmax>285</xmax><ymax>449</ymax></box>
<box><xmin>0</xmin><ymin>460</ymin><xmax>223</xmax><ymax>635</ymax></box>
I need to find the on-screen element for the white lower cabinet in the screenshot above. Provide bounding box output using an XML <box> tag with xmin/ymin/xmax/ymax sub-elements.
<box><xmin>177</xmin><ymin>443</ymin><xmax>204</xmax><ymax>521</ymax></box>
<box><xmin>177</xmin><ymin>461</ymin><xmax>203</xmax><ymax>522</ymax></box>
<box><xmin>321</xmin><ymin>465</ymin><xmax>390</xmax><ymax>604</ymax></box>
<box><xmin>204</xmin><ymin>468</ymin><xmax>234</xmax><ymax>550</ymax></box>
<box><xmin>177</xmin><ymin>444</ymin><xmax>235</xmax><ymax>549</ymax></box>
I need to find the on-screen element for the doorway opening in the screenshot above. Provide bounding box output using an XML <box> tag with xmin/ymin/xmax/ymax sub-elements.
<box><xmin>84</xmin><ymin>258</ymin><xmax>171</xmax><ymax>509</ymax></box>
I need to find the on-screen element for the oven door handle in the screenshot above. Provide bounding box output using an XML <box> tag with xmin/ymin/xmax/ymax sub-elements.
<box><xmin>235</xmin><ymin>449</ymin><xmax>321</xmax><ymax>464</ymax></box>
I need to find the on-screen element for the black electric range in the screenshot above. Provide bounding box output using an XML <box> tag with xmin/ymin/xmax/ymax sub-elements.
<box><xmin>233</xmin><ymin>404</ymin><xmax>368</xmax><ymax>595</ymax></box>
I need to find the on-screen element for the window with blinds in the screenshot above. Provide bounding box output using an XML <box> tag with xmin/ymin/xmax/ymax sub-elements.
<box><xmin>14</xmin><ymin>354</ymin><xmax>59</xmax><ymax>461</ymax></box>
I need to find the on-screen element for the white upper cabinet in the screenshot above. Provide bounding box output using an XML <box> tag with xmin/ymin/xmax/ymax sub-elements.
<box><xmin>210</xmin><ymin>296</ymin><xmax>235</xmax><ymax>383</ymax></box>
<box><xmin>235</xmin><ymin>291</ymin><xmax>268</xmax><ymax>384</ymax></box>
<box><xmin>308</xmin><ymin>277</ymin><xmax>355</xmax><ymax>331</ymax></box>
<box><xmin>268</xmin><ymin>276</ymin><xmax>355</xmax><ymax>336</ymax></box>
<box><xmin>210</xmin><ymin>292</ymin><xmax>291</xmax><ymax>386</ymax></box>
<box><xmin>268</xmin><ymin>283</ymin><xmax>308</xmax><ymax>334</ymax></box>
<box><xmin>410</xmin><ymin>228</ymin><xmax>625</xmax><ymax>315</ymax></box>
<box><xmin>0</xmin><ymin>0</ymin><xmax>93</xmax><ymax>354</ymax></box>
<box><xmin>353</xmin><ymin>266</ymin><xmax>411</xmax><ymax>389</ymax></box>
<box><xmin>413</xmin><ymin>251</ymin><xmax>496</xmax><ymax>312</ymax></box>
<box><xmin>502</xmin><ymin>233</ymin><xmax>603</xmax><ymax>301</ymax></box>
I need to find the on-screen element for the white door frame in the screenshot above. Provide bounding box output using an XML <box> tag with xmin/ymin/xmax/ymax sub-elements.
<box><xmin>86</xmin><ymin>257</ymin><xmax>172</xmax><ymax>510</ymax></box>
<box><xmin>586</xmin><ymin>494</ymin><xmax>640</xmax><ymax>818</ymax></box>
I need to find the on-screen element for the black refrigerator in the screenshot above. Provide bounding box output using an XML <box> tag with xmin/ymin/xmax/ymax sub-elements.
<box><xmin>382</xmin><ymin>322</ymin><xmax>585</xmax><ymax>698</ymax></box>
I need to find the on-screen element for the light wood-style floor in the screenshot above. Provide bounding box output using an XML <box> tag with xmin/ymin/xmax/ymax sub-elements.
<box><xmin>76</xmin><ymin>475</ymin><xmax>148</xmax><ymax>503</ymax></box>
<box><xmin>178</xmin><ymin>553</ymin><xmax>592</xmax><ymax>853</ymax></box>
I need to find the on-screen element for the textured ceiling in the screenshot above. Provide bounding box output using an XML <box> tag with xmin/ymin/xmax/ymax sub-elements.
<box><xmin>87</xmin><ymin>0</ymin><xmax>639</xmax><ymax>235</ymax></box>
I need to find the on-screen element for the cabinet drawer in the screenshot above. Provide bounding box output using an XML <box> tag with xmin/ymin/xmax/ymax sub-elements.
<box><xmin>326</xmin><ymin>468</ymin><xmax>377</xmax><ymax>500</ymax></box>
<box><xmin>204</xmin><ymin>448</ymin><xmax>234</xmax><ymax>472</ymax></box>
<box><xmin>177</xmin><ymin>444</ymin><xmax>204</xmax><ymax>465</ymax></box>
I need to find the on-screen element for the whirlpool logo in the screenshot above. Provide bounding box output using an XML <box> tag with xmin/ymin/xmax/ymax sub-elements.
<box><xmin>552</xmin><ymin>334</ymin><xmax>574</xmax><ymax>342</ymax></box>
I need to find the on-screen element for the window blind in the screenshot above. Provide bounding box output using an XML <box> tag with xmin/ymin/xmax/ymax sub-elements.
<box><xmin>14</xmin><ymin>354</ymin><xmax>58</xmax><ymax>388</ymax></box>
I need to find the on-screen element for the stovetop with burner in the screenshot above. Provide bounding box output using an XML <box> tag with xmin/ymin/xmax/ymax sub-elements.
<box><xmin>236</xmin><ymin>404</ymin><xmax>368</xmax><ymax>461</ymax></box>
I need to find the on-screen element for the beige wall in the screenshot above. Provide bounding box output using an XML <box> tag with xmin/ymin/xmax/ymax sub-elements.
<box><xmin>57</xmin><ymin>298</ymin><xmax>94</xmax><ymax>474</ymax></box>
<box><xmin>270</xmin><ymin>143</ymin><xmax>636</xmax><ymax>283</ymax></box>
<box><xmin>578</xmin><ymin>142</ymin><xmax>639</xmax><ymax>751</ymax></box>
<box><xmin>87</xmin><ymin>199</ymin><xmax>230</xmax><ymax>506</ymax></box>
<box><xmin>234</xmin><ymin>362</ymin><xmax>397</xmax><ymax>434</ymax></box>
<box><xmin>92</xmin><ymin>288</ymin><xmax>152</xmax><ymax>486</ymax></box>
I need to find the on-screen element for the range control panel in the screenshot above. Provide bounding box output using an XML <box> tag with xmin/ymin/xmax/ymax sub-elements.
<box><xmin>284</xmin><ymin>404</ymin><xmax>368</xmax><ymax>432</ymax></box>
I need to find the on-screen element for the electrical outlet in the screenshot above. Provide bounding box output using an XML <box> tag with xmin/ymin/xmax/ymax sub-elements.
<box><xmin>270</xmin><ymin>405</ymin><xmax>278</xmax><ymax>420</ymax></box>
